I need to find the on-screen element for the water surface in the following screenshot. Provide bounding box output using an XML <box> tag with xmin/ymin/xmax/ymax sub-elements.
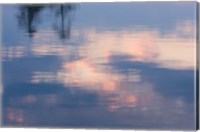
<box><xmin>1</xmin><ymin>2</ymin><xmax>197</xmax><ymax>130</ymax></box>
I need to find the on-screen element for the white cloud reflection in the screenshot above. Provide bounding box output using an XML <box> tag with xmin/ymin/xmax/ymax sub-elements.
<box><xmin>28</xmin><ymin>21</ymin><xmax>195</xmax><ymax>76</ymax></box>
<box><xmin>28</xmin><ymin>20</ymin><xmax>195</xmax><ymax>111</ymax></box>
<box><xmin>2</xmin><ymin>20</ymin><xmax>196</xmax><ymax>113</ymax></box>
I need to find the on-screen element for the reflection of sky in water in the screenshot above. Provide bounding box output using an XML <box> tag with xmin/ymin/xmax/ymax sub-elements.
<box><xmin>1</xmin><ymin>2</ymin><xmax>197</xmax><ymax>130</ymax></box>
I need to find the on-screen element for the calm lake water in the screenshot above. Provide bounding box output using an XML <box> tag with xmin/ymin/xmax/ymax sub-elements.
<box><xmin>1</xmin><ymin>2</ymin><xmax>197</xmax><ymax>130</ymax></box>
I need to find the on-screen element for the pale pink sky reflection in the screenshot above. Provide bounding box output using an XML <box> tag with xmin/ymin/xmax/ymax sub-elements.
<box><xmin>29</xmin><ymin>20</ymin><xmax>195</xmax><ymax>112</ymax></box>
<box><xmin>2</xmin><ymin>20</ymin><xmax>195</xmax><ymax>112</ymax></box>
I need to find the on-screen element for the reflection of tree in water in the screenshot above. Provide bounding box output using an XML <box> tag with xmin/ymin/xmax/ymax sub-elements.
<box><xmin>17</xmin><ymin>4</ymin><xmax>76</xmax><ymax>39</ymax></box>
<box><xmin>17</xmin><ymin>5</ymin><xmax>44</xmax><ymax>37</ymax></box>
<box><xmin>56</xmin><ymin>4</ymin><xmax>75</xmax><ymax>39</ymax></box>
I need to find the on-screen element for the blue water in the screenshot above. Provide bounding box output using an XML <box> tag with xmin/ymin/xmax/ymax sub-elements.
<box><xmin>1</xmin><ymin>2</ymin><xmax>197</xmax><ymax>130</ymax></box>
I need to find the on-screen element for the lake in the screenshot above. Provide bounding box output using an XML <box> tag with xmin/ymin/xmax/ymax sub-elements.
<box><xmin>1</xmin><ymin>2</ymin><xmax>198</xmax><ymax>130</ymax></box>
